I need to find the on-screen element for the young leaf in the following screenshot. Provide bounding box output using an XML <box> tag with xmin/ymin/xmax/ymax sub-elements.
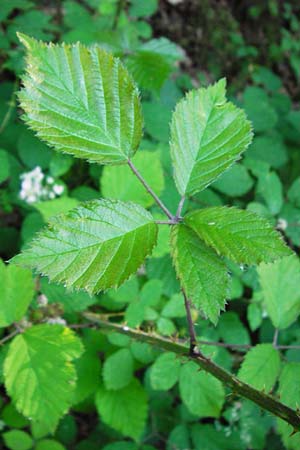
<box><xmin>103</xmin><ymin>348</ymin><xmax>134</xmax><ymax>390</ymax></box>
<box><xmin>238</xmin><ymin>344</ymin><xmax>281</xmax><ymax>391</ymax></box>
<box><xmin>150</xmin><ymin>352</ymin><xmax>181</xmax><ymax>391</ymax></box>
<box><xmin>170</xmin><ymin>224</ymin><xmax>229</xmax><ymax>324</ymax></box>
<box><xmin>186</xmin><ymin>206</ymin><xmax>291</xmax><ymax>265</ymax></box>
<box><xmin>4</xmin><ymin>325</ymin><xmax>83</xmax><ymax>431</ymax></box>
<box><xmin>11</xmin><ymin>200</ymin><xmax>158</xmax><ymax>293</ymax></box>
<box><xmin>170</xmin><ymin>79</ymin><xmax>252</xmax><ymax>196</ymax></box>
<box><xmin>96</xmin><ymin>379</ymin><xmax>148</xmax><ymax>441</ymax></box>
<box><xmin>258</xmin><ymin>255</ymin><xmax>300</xmax><ymax>329</ymax></box>
<box><xmin>0</xmin><ymin>259</ymin><xmax>34</xmax><ymax>328</ymax></box>
<box><xmin>179</xmin><ymin>361</ymin><xmax>225</xmax><ymax>417</ymax></box>
<box><xmin>17</xmin><ymin>33</ymin><xmax>143</xmax><ymax>165</ymax></box>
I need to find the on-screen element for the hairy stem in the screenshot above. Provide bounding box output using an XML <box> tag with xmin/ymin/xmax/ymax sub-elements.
<box><xmin>127</xmin><ymin>158</ymin><xmax>174</xmax><ymax>220</ymax></box>
<box><xmin>84</xmin><ymin>312</ymin><xmax>300</xmax><ymax>431</ymax></box>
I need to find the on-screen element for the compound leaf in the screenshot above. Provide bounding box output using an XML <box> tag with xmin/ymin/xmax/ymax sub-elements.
<box><xmin>11</xmin><ymin>199</ymin><xmax>157</xmax><ymax>293</ymax></box>
<box><xmin>4</xmin><ymin>324</ymin><xmax>83</xmax><ymax>431</ymax></box>
<box><xmin>18</xmin><ymin>33</ymin><xmax>143</xmax><ymax>165</ymax></box>
<box><xmin>238</xmin><ymin>344</ymin><xmax>281</xmax><ymax>391</ymax></box>
<box><xmin>170</xmin><ymin>79</ymin><xmax>252</xmax><ymax>196</ymax></box>
<box><xmin>186</xmin><ymin>206</ymin><xmax>291</xmax><ymax>265</ymax></box>
<box><xmin>170</xmin><ymin>224</ymin><xmax>229</xmax><ymax>324</ymax></box>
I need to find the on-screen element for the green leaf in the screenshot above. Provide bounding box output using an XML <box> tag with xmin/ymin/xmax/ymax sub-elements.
<box><xmin>245</xmin><ymin>135</ymin><xmax>288</xmax><ymax>169</ymax></box>
<box><xmin>35</xmin><ymin>440</ymin><xmax>66</xmax><ymax>450</ymax></box>
<box><xmin>170</xmin><ymin>79</ymin><xmax>253</xmax><ymax>196</ymax></box>
<box><xmin>277</xmin><ymin>363</ymin><xmax>300</xmax><ymax>448</ymax></box>
<box><xmin>0</xmin><ymin>259</ymin><xmax>34</xmax><ymax>328</ymax></box>
<box><xmin>161</xmin><ymin>293</ymin><xmax>186</xmax><ymax>318</ymax></box>
<box><xmin>288</xmin><ymin>177</ymin><xmax>300</xmax><ymax>208</ymax></box>
<box><xmin>238</xmin><ymin>344</ymin><xmax>280</xmax><ymax>391</ymax></box>
<box><xmin>129</xmin><ymin>0</ymin><xmax>158</xmax><ymax>17</ymax></box>
<box><xmin>167</xmin><ymin>425</ymin><xmax>191</xmax><ymax>450</ymax></box>
<box><xmin>126</xmin><ymin>38</ymin><xmax>183</xmax><ymax>92</ymax></box>
<box><xmin>186</xmin><ymin>206</ymin><xmax>291</xmax><ymax>265</ymax></box>
<box><xmin>150</xmin><ymin>352</ymin><xmax>181</xmax><ymax>391</ymax></box>
<box><xmin>3</xmin><ymin>430</ymin><xmax>33</xmax><ymax>450</ymax></box>
<box><xmin>17</xmin><ymin>129</ymin><xmax>52</xmax><ymax>169</ymax></box>
<box><xmin>191</xmin><ymin>424</ymin><xmax>243</xmax><ymax>450</ymax></box>
<box><xmin>101</xmin><ymin>151</ymin><xmax>165</xmax><ymax>208</ymax></box>
<box><xmin>4</xmin><ymin>324</ymin><xmax>83</xmax><ymax>431</ymax></box>
<box><xmin>171</xmin><ymin>224</ymin><xmax>229</xmax><ymax>324</ymax></box>
<box><xmin>34</xmin><ymin>197</ymin><xmax>79</xmax><ymax>221</ymax></box>
<box><xmin>212</xmin><ymin>163</ymin><xmax>254</xmax><ymax>197</ymax></box>
<box><xmin>258</xmin><ymin>255</ymin><xmax>300</xmax><ymax>329</ymax></box>
<box><xmin>12</xmin><ymin>199</ymin><xmax>157</xmax><ymax>293</ymax></box>
<box><xmin>0</xmin><ymin>149</ymin><xmax>10</xmax><ymax>183</ymax></box>
<box><xmin>96</xmin><ymin>379</ymin><xmax>148</xmax><ymax>441</ymax></box>
<box><xmin>243</xmin><ymin>86</ymin><xmax>278</xmax><ymax>132</ymax></box>
<box><xmin>72</xmin><ymin>350</ymin><xmax>101</xmax><ymax>404</ymax></box>
<box><xmin>218</xmin><ymin>312</ymin><xmax>250</xmax><ymax>347</ymax></box>
<box><xmin>257</xmin><ymin>171</ymin><xmax>283</xmax><ymax>215</ymax></box>
<box><xmin>103</xmin><ymin>348</ymin><xmax>134</xmax><ymax>390</ymax></box>
<box><xmin>18</xmin><ymin>33</ymin><xmax>142</xmax><ymax>165</ymax></box>
<box><xmin>179</xmin><ymin>361</ymin><xmax>225</xmax><ymax>417</ymax></box>
<box><xmin>278</xmin><ymin>363</ymin><xmax>300</xmax><ymax>408</ymax></box>
<box><xmin>40</xmin><ymin>278</ymin><xmax>97</xmax><ymax>313</ymax></box>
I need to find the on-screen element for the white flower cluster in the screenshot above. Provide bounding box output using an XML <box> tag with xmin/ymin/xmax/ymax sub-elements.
<box><xmin>19</xmin><ymin>166</ymin><xmax>64</xmax><ymax>204</ymax></box>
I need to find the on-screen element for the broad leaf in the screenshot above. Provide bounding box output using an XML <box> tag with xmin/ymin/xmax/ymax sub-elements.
<box><xmin>18</xmin><ymin>33</ymin><xmax>143</xmax><ymax>165</ymax></box>
<box><xmin>150</xmin><ymin>352</ymin><xmax>181</xmax><ymax>391</ymax></box>
<box><xmin>171</xmin><ymin>224</ymin><xmax>229</xmax><ymax>324</ymax></box>
<box><xmin>186</xmin><ymin>206</ymin><xmax>291</xmax><ymax>265</ymax></box>
<box><xmin>179</xmin><ymin>361</ymin><xmax>225</xmax><ymax>417</ymax></box>
<box><xmin>238</xmin><ymin>344</ymin><xmax>280</xmax><ymax>391</ymax></box>
<box><xmin>12</xmin><ymin>199</ymin><xmax>158</xmax><ymax>293</ymax></box>
<box><xmin>258</xmin><ymin>255</ymin><xmax>300</xmax><ymax>329</ymax></box>
<box><xmin>101</xmin><ymin>151</ymin><xmax>164</xmax><ymax>208</ymax></box>
<box><xmin>96</xmin><ymin>379</ymin><xmax>148</xmax><ymax>441</ymax></box>
<box><xmin>4</xmin><ymin>325</ymin><xmax>83</xmax><ymax>431</ymax></box>
<box><xmin>103</xmin><ymin>348</ymin><xmax>134</xmax><ymax>390</ymax></box>
<box><xmin>170</xmin><ymin>79</ymin><xmax>252</xmax><ymax>196</ymax></box>
<box><xmin>0</xmin><ymin>259</ymin><xmax>34</xmax><ymax>328</ymax></box>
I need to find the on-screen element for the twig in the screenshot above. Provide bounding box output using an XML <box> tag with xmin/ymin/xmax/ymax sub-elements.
<box><xmin>83</xmin><ymin>312</ymin><xmax>300</xmax><ymax>431</ymax></box>
<box><xmin>0</xmin><ymin>81</ymin><xmax>17</xmax><ymax>134</ymax></box>
<box><xmin>175</xmin><ymin>196</ymin><xmax>185</xmax><ymax>219</ymax></box>
<box><xmin>0</xmin><ymin>329</ymin><xmax>19</xmax><ymax>346</ymax></box>
<box><xmin>183</xmin><ymin>291</ymin><xmax>198</xmax><ymax>354</ymax></box>
<box><xmin>155</xmin><ymin>220</ymin><xmax>178</xmax><ymax>225</ymax></box>
<box><xmin>127</xmin><ymin>158</ymin><xmax>174</xmax><ymax>220</ymax></box>
<box><xmin>273</xmin><ymin>328</ymin><xmax>279</xmax><ymax>348</ymax></box>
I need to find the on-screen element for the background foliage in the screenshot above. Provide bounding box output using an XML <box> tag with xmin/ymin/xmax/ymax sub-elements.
<box><xmin>0</xmin><ymin>1</ymin><xmax>300</xmax><ymax>449</ymax></box>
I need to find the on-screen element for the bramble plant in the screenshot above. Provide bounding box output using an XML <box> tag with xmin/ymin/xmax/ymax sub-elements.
<box><xmin>2</xmin><ymin>32</ymin><xmax>300</xmax><ymax>446</ymax></box>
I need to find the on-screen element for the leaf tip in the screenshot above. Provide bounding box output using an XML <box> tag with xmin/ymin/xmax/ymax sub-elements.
<box><xmin>17</xmin><ymin>32</ymin><xmax>36</xmax><ymax>50</ymax></box>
